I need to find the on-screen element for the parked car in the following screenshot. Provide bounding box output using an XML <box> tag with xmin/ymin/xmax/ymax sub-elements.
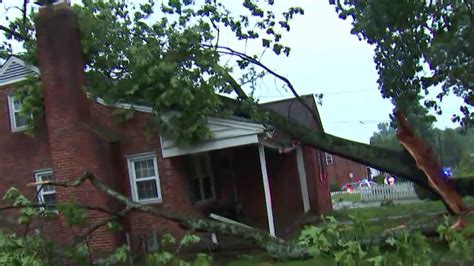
<box><xmin>341</xmin><ymin>180</ymin><xmax>377</xmax><ymax>192</ymax></box>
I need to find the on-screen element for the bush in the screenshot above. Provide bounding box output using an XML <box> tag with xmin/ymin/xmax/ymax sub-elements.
<box><xmin>330</xmin><ymin>183</ymin><xmax>341</xmax><ymax>192</ymax></box>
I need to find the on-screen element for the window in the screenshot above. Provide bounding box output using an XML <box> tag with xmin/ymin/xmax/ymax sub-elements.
<box><xmin>127</xmin><ymin>152</ymin><xmax>162</xmax><ymax>203</ymax></box>
<box><xmin>190</xmin><ymin>153</ymin><xmax>215</xmax><ymax>203</ymax></box>
<box><xmin>34</xmin><ymin>170</ymin><xmax>56</xmax><ymax>207</ymax></box>
<box><xmin>325</xmin><ymin>153</ymin><xmax>333</xmax><ymax>165</ymax></box>
<box><xmin>7</xmin><ymin>94</ymin><xmax>29</xmax><ymax>132</ymax></box>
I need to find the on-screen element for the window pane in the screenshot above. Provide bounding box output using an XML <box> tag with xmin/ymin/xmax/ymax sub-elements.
<box><xmin>13</xmin><ymin>100</ymin><xmax>22</xmax><ymax>111</ymax></box>
<box><xmin>202</xmin><ymin>177</ymin><xmax>213</xmax><ymax>200</ymax></box>
<box><xmin>134</xmin><ymin>159</ymin><xmax>155</xmax><ymax>179</ymax></box>
<box><xmin>14</xmin><ymin>112</ymin><xmax>28</xmax><ymax>128</ymax></box>
<box><xmin>137</xmin><ymin>180</ymin><xmax>158</xmax><ymax>200</ymax></box>
<box><xmin>40</xmin><ymin>174</ymin><xmax>55</xmax><ymax>192</ymax></box>
<box><xmin>191</xmin><ymin>179</ymin><xmax>201</xmax><ymax>201</ymax></box>
<box><xmin>42</xmin><ymin>193</ymin><xmax>56</xmax><ymax>205</ymax></box>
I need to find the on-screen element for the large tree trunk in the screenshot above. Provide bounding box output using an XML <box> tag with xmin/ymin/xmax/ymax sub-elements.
<box><xmin>265</xmin><ymin>109</ymin><xmax>428</xmax><ymax>185</ymax></box>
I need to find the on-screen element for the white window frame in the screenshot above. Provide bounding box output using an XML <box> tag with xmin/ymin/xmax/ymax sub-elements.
<box><xmin>34</xmin><ymin>169</ymin><xmax>56</xmax><ymax>207</ymax></box>
<box><xmin>7</xmin><ymin>94</ymin><xmax>30</xmax><ymax>132</ymax></box>
<box><xmin>325</xmin><ymin>153</ymin><xmax>334</xmax><ymax>165</ymax></box>
<box><xmin>191</xmin><ymin>153</ymin><xmax>216</xmax><ymax>203</ymax></box>
<box><xmin>127</xmin><ymin>152</ymin><xmax>162</xmax><ymax>204</ymax></box>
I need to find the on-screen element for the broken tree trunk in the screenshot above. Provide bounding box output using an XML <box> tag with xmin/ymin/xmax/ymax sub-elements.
<box><xmin>395</xmin><ymin>111</ymin><xmax>466</xmax><ymax>216</ymax></box>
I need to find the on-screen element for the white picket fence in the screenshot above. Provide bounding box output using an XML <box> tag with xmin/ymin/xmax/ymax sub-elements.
<box><xmin>359</xmin><ymin>182</ymin><xmax>418</xmax><ymax>202</ymax></box>
<box><xmin>331</xmin><ymin>182</ymin><xmax>418</xmax><ymax>203</ymax></box>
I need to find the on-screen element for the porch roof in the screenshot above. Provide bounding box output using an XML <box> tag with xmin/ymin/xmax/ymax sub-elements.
<box><xmin>160</xmin><ymin>116</ymin><xmax>288</xmax><ymax>158</ymax></box>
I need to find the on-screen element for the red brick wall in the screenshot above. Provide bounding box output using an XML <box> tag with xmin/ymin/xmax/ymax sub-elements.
<box><xmin>303</xmin><ymin>147</ymin><xmax>333</xmax><ymax>215</ymax></box>
<box><xmin>0</xmin><ymin>85</ymin><xmax>52</xmax><ymax>232</ymax></box>
<box><xmin>266</xmin><ymin>149</ymin><xmax>304</xmax><ymax>236</ymax></box>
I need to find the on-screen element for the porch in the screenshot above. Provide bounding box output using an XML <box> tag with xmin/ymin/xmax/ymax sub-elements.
<box><xmin>160</xmin><ymin>116</ymin><xmax>313</xmax><ymax>238</ymax></box>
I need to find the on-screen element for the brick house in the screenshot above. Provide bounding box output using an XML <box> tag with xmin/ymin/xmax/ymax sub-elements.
<box><xmin>324</xmin><ymin>152</ymin><xmax>370</xmax><ymax>188</ymax></box>
<box><xmin>262</xmin><ymin>95</ymin><xmax>372</xmax><ymax>190</ymax></box>
<box><xmin>0</xmin><ymin>4</ymin><xmax>332</xmax><ymax>256</ymax></box>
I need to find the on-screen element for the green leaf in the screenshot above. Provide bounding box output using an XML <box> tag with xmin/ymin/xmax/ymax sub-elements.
<box><xmin>3</xmin><ymin>187</ymin><xmax>22</xmax><ymax>201</ymax></box>
<box><xmin>161</xmin><ymin>233</ymin><xmax>176</xmax><ymax>246</ymax></box>
<box><xmin>192</xmin><ymin>253</ymin><xmax>212</xmax><ymax>266</ymax></box>
<box><xmin>272</xmin><ymin>43</ymin><xmax>282</xmax><ymax>55</ymax></box>
<box><xmin>57</xmin><ymin>202</ymin><xmax>89</xmax><ymax>227</ymax></box>
<box><xmin>367</xmin><ymin>255</ymin><xmax>384</xmax><ymax>266</ymax></box>
<box><xmin>262</xmin><ymin>38</ymin><xmax>270</xmax><ymax>47</ymax></box>
<box><xmin>179</xmin><ymin>234</ymin><xmax>200</xmax><ymax>248</ymax></box>
<box><xmin>386</xmin><ymin>237</ymin><xmax>397</xmax><ymax>247</ymax></box>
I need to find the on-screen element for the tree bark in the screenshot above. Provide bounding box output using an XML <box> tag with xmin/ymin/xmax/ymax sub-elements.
<box><xmin>264</xmin><ymin>110</ymin><xmax>430</xmax><ymax>188</ymax></box>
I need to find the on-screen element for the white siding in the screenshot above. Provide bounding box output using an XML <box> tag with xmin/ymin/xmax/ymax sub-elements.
<box><xmin>0</xmin><ymin>57</ymin><xmax>39</xmax><ymax>86</ymax></box>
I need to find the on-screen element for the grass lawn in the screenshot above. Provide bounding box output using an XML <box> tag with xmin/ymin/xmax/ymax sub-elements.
<box><xmin>228</xmin><ymin>256</ymin><xmax>337</xmax><ymax>266</ymax></box>
<box><xmin>221</xmin><ymin>197</ymin><xmax>474</xmax><ymax>265</ymax></box>
<box><xmin>331</xmin><ymin>192</ymin><xmax>362</xmax><ymax>202</ymax></box>
<box><xmin>331</xmin><ymin>197</ymin><xmax>474</xmax><ymax>221</ymax></box>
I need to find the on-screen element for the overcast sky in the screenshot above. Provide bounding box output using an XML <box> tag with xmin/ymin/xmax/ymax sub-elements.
<box><xmin>238</xmin><ymin>0</ymin><xmax>463</xmax><ymax>144</ymax></box>
<box><xmin>1</xmin><ymin>0</ymin><xmax>462</xmax><ymax>144</ymax></box>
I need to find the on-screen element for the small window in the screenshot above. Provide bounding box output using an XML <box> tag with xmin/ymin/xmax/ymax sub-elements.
<box><xmin>127</xmin><ymin>152</ymin><xmax>162</xmax><ymax>203</ymax></box>
<box><xmin>190</xmin><ymin>153</ymin><xmax>215</xmax><ymax>203</ymax></box>
<box><xmin>325</xmin><ymin>153</ymin><xmax>333</xmax><ymax>165</ymax></box>
<box><xmin>34</xmin><ymin>170</ymin><xmax>56</xmax><ymax>208</ymax></box>
<box><xmin>7</xmin><ymin>94</ymin><xmax>30</xmax><ymax>132</ymax></box>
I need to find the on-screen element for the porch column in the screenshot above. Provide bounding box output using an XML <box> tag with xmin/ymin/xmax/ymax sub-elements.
<box><xmin>296</xmin><ymin>146</ymin><xmax>311</xmax><ymax>213</ymax></box>
<box><xmin>258</xmin><ymin>144</ymin><xmax>276</xmax><ymax>237</ymax></box>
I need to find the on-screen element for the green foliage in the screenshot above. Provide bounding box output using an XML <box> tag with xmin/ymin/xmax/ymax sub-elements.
<box><xmin>147</xmin><ymin>233</ymin><xmax>211</xmax><ymax>266</ymax></box>
<box><xmin>57</xmin><ymin>202</ymin><xmax>89</xmax><ymax>227</ymax></box>
<box><xmin>3</xmin><ymin>187</ymin><xmax>38</xmax><ymax>224</ymax></box>
<box><xmin>332</xmin><ymin>0</ymin><xmax>473</xmax><ymax>127</ymax></box>
<box><xmin>298</xmin><ymin>216</ymin><xmax>368</xmax><ymax>264</ymax></box>
<box><xmin>106</xmin><ymin>220</ymin><xmax>122</xmax><ymax>232</ymax></box>
<box><xmin>369</xmin><ymin>122</ymin><xmax>403</xmax><ymax>151</ymax></box>
<box><xmin>1</xmin><ymin>0</ymin><xmax>307</xmax><ymax>145</ymax></box>
<box><xmin>370</xmin><ymin>122</ymin><xmax>474</xmax><ymax>172</ymax></box>
<box><xmin>11</xmin><ymin>77</ymin><xmax>44</xmax><ymax>136</ymax></box>
<box><xmin>179</xmin><ymin>233</ymin><xmax>201</xmax><ymax>249</ymax></box>
<box><xmin>95</xmin><ymin>245</ymin><xmax>129</xmax><ymax>266</ymax></box>
<box><xmin>437</xmin><ymin>216</ymin><xmax>471</xmax><ymax>259</ymax></box>
<box><xmin>457</xmin><ymin>152</ymin><xmax>474</xmax><ymax>177</ymax></box>
<box><xmin>1</xmin><ymin>0</ymin><xmax>306</xmax><ymax>145</ymax></box>
<box><xmin>193</xmin><ymin>253</ymin><xmax>213</xmax><ymax>266</ymax></box>
<box><xmin>385</xmin><ymin>231</ymin><xmax>432</xmax><ymax>265</ymax></box>
<box><xmin>0</xmin><ymin>232</ymin><xmax>48</xmax><ymax>266</ymax></box>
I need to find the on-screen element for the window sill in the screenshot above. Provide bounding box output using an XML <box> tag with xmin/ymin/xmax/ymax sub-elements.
<box><xmin>136</xmin><ymin>198</ymin><xmax>163</xmax><ymax>205</ymax></box>
<box><xmin>11</xmin><ymin>126</ymin><xmax>29</xmax><ymax>133</ymax></box>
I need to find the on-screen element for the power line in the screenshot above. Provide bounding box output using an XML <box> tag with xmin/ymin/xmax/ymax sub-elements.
<box><xmin>256</xmin><ymin>89</ymin><xmax>374</xmax><ymax>98</ymax></box>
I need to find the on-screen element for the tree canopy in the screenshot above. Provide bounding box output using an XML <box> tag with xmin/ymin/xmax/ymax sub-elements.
<box><xmin>0</xmin><ymin>0</ymin><xmax>473</xmax><ymax>210</ymax></box>
<box><xmin>332</xmin><ymin>0</ymin><xmax>473</xmax><ymax>127</ymax></box>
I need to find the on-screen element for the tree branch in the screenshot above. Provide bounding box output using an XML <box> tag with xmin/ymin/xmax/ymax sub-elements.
<box><xmin>73</xmin><ymin>207</ymin><xmax>131</xmax><ymax>246</ymax></box>
<box><xmin>34</xmin><ymin>172</ymin><xmax>310</xmax><ymax>260</ymax></box>
<box><xmin>0</xmin><ymin>203</ymin><xmax>120</xmax><ymax>217</ymax></box>
<box><xmin>212</xmin><ymin>45</ymin><xmax>320</xmax><ymax>124</ymax></box>
<box><xmin>215</xmin><ymin>64</ymin><xmax>431</xmax><ymax>189</ymax></box>
<box><xmin>0</xmin><ymin>24</ymin><xmax>25</xmax><ymax>40</ymax></box>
